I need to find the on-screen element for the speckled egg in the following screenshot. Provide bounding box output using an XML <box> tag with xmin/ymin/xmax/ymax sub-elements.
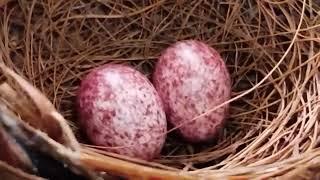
<box><xmin>77</xmin><ymin>64</ymin><xmax>167</xmax><ymax>161</ymax></box>
<box><xmin>153</xmin><ymin>40</ymin><xmax>231</xmax><ymax>143</ymax></box>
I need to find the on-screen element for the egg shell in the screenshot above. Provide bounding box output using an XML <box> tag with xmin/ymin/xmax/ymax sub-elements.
<box><xmin>153</xmin><ymin>40</ymin><xmax>231</xmax><ymax>143</ymax></box>
<box><xmin>76</xmin><ymin>64</ymin><xmax>167</xmax><ymax>161</ymax></box>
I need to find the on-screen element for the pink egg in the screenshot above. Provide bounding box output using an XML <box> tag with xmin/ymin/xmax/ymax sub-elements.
<box><xmin>77</xmin><ymin>64</ymin><xmax>167</xmax><ymax>160</ymax></box>
<box><xmin>153</xmin><ymin>40</ymin><xmax>231</xmax><ymax>143</ymax></box>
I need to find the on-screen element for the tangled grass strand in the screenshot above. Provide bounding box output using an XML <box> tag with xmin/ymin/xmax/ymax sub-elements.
<box><xmin>0</xmin><ymin>0</ymin><xmax>319</xmax><ymax>179</ymax></box>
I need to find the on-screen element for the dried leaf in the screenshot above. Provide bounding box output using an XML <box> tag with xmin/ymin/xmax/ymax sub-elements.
<box><xmin>0</xmin><ymin>161</ymin><xmax>44</xmax><ymax>180</ymax></box>
<box><xmin>0</xmin><ymin>83</ymin><xmax>58</xmax><ymax>138</ymax></box>
<box><xmin>0</xmin><ymin>108</ymin><xmax>102</xmax><ymax>180</ymax></box>
<box><xmin>0</xmin><ymin>120</ymin><xmax>33</xmax><ymax>172</ymax></box>
<box><xmin>0</xmin><ymin>64</ymin><xmax>79</xmax><ymax>151</ymax></box>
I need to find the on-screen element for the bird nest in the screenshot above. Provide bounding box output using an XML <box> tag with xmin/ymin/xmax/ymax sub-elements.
<box><xmin>0</xmin><ymin>0</ymin><xmax>320</xmax><ymax>179</ymax></box>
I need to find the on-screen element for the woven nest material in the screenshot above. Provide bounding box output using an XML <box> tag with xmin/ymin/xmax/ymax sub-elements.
<box><xmin>0</xmin><ymin>0</ymin><xmax>320</xmax><ymax>179</ymax></box>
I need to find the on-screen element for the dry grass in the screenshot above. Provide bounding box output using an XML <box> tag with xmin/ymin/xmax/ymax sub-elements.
<box><xmin>0</xmin><ymin>0</ymin><xmax>320</xmax><ymax>179</ymax></box>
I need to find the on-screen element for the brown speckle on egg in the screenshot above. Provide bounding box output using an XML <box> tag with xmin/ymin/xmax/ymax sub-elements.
<box><xmin>153</xmin><ymin>40</ymin><xmax>231</xmax><ymax>143</ymax></box>
<box><xmin>77</xmin><ymin>64</ymin><xmax>167</xmax><ymax>161</ymax></box>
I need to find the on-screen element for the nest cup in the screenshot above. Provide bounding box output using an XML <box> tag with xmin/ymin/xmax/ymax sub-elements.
<box><xmin>0</xmin><ymin>0</ymin><xmax>320</xmax><ymax>179</ymax></box>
